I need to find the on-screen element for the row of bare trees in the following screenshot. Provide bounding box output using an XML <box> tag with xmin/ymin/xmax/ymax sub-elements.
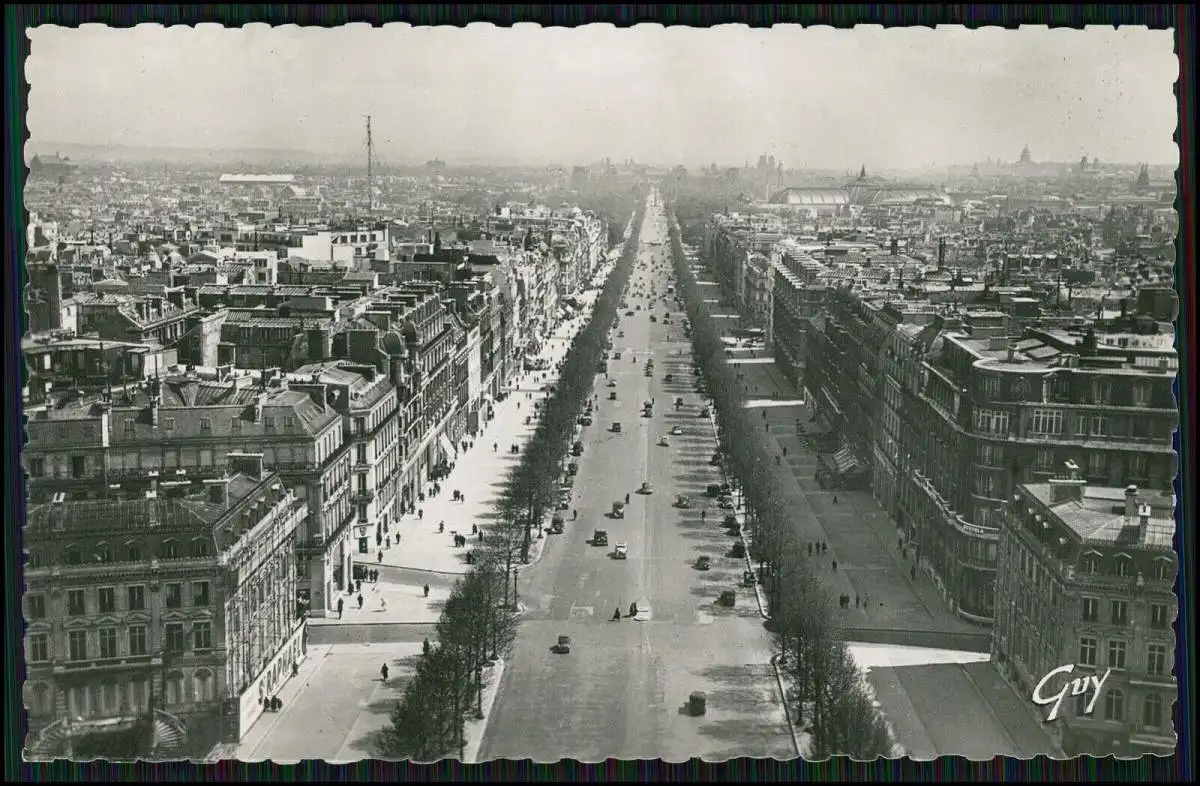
<box><xmin>380</xmin><ymin>198</ymin><xmax>647</xmax><ymax>761</ymax></box>
<box><xmin>665</xmin><ymin>209</ymin><xmax>895</xmax><ymax>760</ymax></box>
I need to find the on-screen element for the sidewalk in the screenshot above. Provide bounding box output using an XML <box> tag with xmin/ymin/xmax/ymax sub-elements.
<box><xmin>358</xmin><ymin>293</ymin><xmax>601</xmax><ymax>580</ymax></box>
<box><xmin>717</xmin><ymin>345</ymin><xmax>978</xmax><ymax>638</ymax></box>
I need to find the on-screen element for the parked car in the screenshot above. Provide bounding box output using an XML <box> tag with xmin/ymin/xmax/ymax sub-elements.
<box><xmin>578</xmin><ymin>415</ymin><xmax>593</xmax><ymax>426</ymax></box>
<box><xmin>699</xmin><ymin>407</ymin><xmax>711</xmax><ymax>418</ymax></box>
<box><xmin>612</xmin><ymin>501</ymin><xmax>626</xmax><ymax>518</ymax></box>
<box><xmin>695</xmin><ymin>555</ymin><xmax>712</xmax><ymax>571</ymax></box>
<box><xmin>592</xmin><ymin>529</ymin><xmax>609</xmax><ymax>547</ymax></box>
<box><xmin>670</xmin><ymin>425</ymin><xmax>683</xmax><ymax>436</ymax></box>
<box><xmin>674</xmin><ymin>495</ymin><xmax>691</xmax><ymax>508</ymax></box>
<box><xmin>612</xmin><ymin>422</ymin><xmax>623</xmax><ymax>433</ymax></box>
<box><xmin>640</xmin><ymin>481</ymin><xmax>654</xmax><ymax>494</ymax></box>
<box><xmin>572</xmin><ymin>440</ymin><xmax>584</xmax><ymax>455</ymax></box>
<box><xmin>607</xmin><ymin>378</ymin><xmax>618</xmax><ymax>387</ymax></box>
<box><xmin>614</xmin><ymin>542</ymin><xmax>629</xmax><ymax>560</ymax></box>
<box><xmin>658</xmin><ymin>436</ymin><xmax>670</xmax><ymax>447</ymax></box>
<box><xmin>566</xmin><ymin>462</ymin><xmax>578</xmax><ymax>476</ymax></box>
<box><xmin>718</xmin><ymin>495</ymin><xmax>735</xmax><ymax>509</ymax></box>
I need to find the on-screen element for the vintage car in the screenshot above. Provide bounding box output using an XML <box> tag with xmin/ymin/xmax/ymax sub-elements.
<box><xmin>612</xmin><ymin>422</ymin><xmax>623</xmax><ymax>433</ymax></box>
<box><xmin>664</xmin><ymin>374</ymin><xmax>673</xmax><ymax>383</ymax></box>
<box><xmin>718</xmin><ymin>495</ymin><xmax>736</xmax><ymax>509</ymax></box>
<box><xmin>609</xmin><ymin>391</ymin><xmax>618</xmax><ymax>401</ymax></box>
<box><xmin>695</xmin><ymin>555</ymin><xmax>712</xmax><ymax>571</ymax></box>
<box><xmin>607</xmin><ymin>378</ymin><xmax>618</xmax><ymax>387</ymax></box>
<box><xmin>614</xmin><ymin>542</ymin><xmax>629</xmax><ymax>560</ymax></box>
<box><xmin>640</xmin><ymin>481</ymin><xmax>654</xmax><ymax>495</ymax></box>
<box><xmin>699</xmin><ymin>407</ymin><xmax>711</xmax><ymax>418</ymax></box>
<box><xmin>612</xmin><ymin>501</ymin><xmax>626</xmax><ymax>519</ymax></box>
<box><xmin>674</xmin><ymin>495</ymin><xmax>691</xmax><ymax>508</ymax></box>
<box><xmin>658</xmin><ymin>436</ymin><xmax>670</xmax><ymax>447</ymax></box>
<box><xmin>566</xmin><ymin>462</ymin><xmax>578</xmax><ymax>476</ymax></box>
<box><xmin>552</xmin><ymin>634</ymin><xmax>571</xmax><ymax>654</ymax></box>
<box><xmin>670</xmin><ymin>425</ymin><xmax>684</xmax><ymax>436</ymax></box>
<box><xmin>592</xmin><ymin>529</ymin><xmax>609</xmax><ymax>547</ymax></box>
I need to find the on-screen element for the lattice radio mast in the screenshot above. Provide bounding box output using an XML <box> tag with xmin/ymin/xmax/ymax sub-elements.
<box><xmin>365</xmin><ymin>114</ymin><xmax>374</xmax><ymax>217</ymax></box>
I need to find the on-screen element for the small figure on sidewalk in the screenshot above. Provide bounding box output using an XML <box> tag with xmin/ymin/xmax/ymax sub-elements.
<box><xmin>494</xmin><ymin>442</ymin><xmax>498</xmax><ymax>452</ymax></box>
<box><xmin>807</xmin><ymin>543</ymin><xmax>813</xmax><ymax>557</ymax></box>
<box><xmin>911</xmin><ymin>565</ymin><xmax>917</xmax><ymax>582</ymax></box>
<box><xmin>337</xmin><ymin>597</ymin><xmax>345</xmax><ymax>617</ymax></box>
<box><xmin>380</xmin><ymin>597</ymin><xmax>388</xmax><ymax>611</ymax></box>
<box><xmin>855</xmin><ymin>594</ymin><xmax>860</xmax><ymax>608</ymax></box>
<box><xmin>822</xmin><ymin>541</ymin><xmax>828</xmax><ymax>554</ymax></box>
<box><xmin>381</xmin><ymin>663</ymin><xmax>390</xmax><ymax>681</ymax></box>
<box><xmin>356</xmin><ymin>579</ymin><xmax>362</xmax><ymax>594</ymax></box>
<box><xmin>439</xmin><ymin>521</ymin><xmax>445</xmax><ymax>533</ymax></box>
<box><xmin>377</xmin><ymin>550</ymin><xmax>383</xmax><ymax>564</ymax></box>
<box><xmin>423</xmin><ymin>584</ymin><xmax>430</xmax><ymax>598</ymax></box>
<box><xmin>833</xmin><ymin>495</ymin><xmax>839</xmax><ymax>504</ymax></box>
<box><xmin>418</xmin><ymin>508</ymin><xmax>424</xmax><ymax>519</ymax></box>
<box><xmin>478</xmin><ymin>530</ymin><xmax>483</xmax><ymax>542</ymax></box>
<box><xmin>864</xmin><ymin>593</ymin><xmax>871</xmax><ymax>608</ymax></box>
<box><xmin>625</xmin><ymin>492</ymin><xmax>631</xmax><ymax>504</ymax></box>
<box><xmin>472</xmin><ymin>523</ymin><xmax>478</xmax><ymax>535</ymax></box>
<box><xmin>357</xmin><ymin>594</ymin><xmax>364</xmax><ymax>609</ymax></box>
<box><xmin>613</xmin><ymin>607</ymin><xmax>622</xmax><ymax>621</ymax></box>
<box><xmin>423</xmin><ymin>638</ymin><xmax>431</xmax><ymax>656</ymax></box>
<box><xmin>831</xmin><ymin>560</ymin><xmax>838</xmax><ymax>572</ymax></box>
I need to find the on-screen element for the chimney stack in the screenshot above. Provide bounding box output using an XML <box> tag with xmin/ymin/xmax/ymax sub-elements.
<box><xmin>204</xmin><ymin>477</ymin><xmax>231</xmax><ymax>507</ymax></box>
<box><xmin>1048</xmin><ymin>460</ymin><xmax>1087</xmax><ymax>503</ymax></box>
<box><xmin>1137</xmin><ymin>503</ymin><xmax>1152</xmax><ymax>543</ymax></box>
<box><xmin>1125</xmin><ymin>484</ymin><xmax>1139</xmax><ymax>519</ymax></box>
<box><xmin>1007</xmin><ymin>343</ymin><xmax>1017</xmax><ymax>362</ymax></box>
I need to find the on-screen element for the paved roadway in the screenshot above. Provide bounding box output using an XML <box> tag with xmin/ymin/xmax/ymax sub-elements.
<box><xmin>478</xmin><ymin>192</ymin><xmax>794</xmax><ymax>763</ymax></box>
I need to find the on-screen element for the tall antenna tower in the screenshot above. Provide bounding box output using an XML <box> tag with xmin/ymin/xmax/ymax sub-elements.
<box><xmin>364</xmin><ymin>114</ymin><xmax>374</xmax><ymax>217</ymax></box>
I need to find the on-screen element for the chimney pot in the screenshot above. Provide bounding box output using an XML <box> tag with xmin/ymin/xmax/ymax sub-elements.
<box><xmin>1125</xmin><ymin>485</ymin><xmax>1139</xmax><ymax>518</ymax></box>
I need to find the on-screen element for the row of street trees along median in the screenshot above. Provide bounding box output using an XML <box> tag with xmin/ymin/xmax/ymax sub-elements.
<box><xmin>665</xmin><ymin>208</ymin><xmax>896</xmax><ymax>760</ymax></box>
<box><xmin>380</xmin><ymin>197</ymin><xmax>647</xmax><ymax>761</ymax></box>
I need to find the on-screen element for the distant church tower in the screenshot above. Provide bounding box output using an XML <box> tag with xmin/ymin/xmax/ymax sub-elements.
<box><xmin>1135</xmin><ymin>163</ymin><xmax>1151</xmax><ymax>193</ymax></box>
<box><xmin>858</xmin><ymin>164</ymin><xmax>867</xmax><ymax>180</ymax></box>
<box><xmin>1019</xmin><ymin>144</ymin><xmax>1033</xmax><ymax>165</ymax></box>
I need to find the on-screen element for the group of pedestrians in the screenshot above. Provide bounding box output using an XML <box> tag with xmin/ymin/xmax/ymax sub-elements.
<box><xmin>838</xmin><ymin>592</ymin><xmax>870</xmax><ymax>610</ymax></box>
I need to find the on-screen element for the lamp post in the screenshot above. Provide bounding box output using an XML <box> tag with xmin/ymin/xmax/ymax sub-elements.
<box><xmin>512</xmin><ymin>568</ymin><xmax>519</xmax><ymax>609</ymax></box>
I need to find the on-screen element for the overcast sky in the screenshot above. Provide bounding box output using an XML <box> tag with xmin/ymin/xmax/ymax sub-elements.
<box><xmin>27</xmin><ymin>24</ymin><xmax>1177</xmax><ymax>169</ymax></box>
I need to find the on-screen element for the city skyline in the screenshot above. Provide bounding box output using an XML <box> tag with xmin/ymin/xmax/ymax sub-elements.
<box><xmin>27</xmin><ymin>24</ymin><xmax>1178</xmax><ymax>169</ymax></box>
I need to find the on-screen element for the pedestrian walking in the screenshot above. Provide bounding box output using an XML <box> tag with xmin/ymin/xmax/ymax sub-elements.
<box><xmin>494</xmin><ymin>442</ymin><xmax>498</xmax><ymax>452</ymax></box>
<box><xmin>831</xmin><ymin>560</ymin><xmax>838</xmax><ymax>572</ymax></box>
<box><xmin>380</xmin><ymin>597</ymin><xmax>387</xmax><ymax>611</ymax></box>
<box><xmin>381</xmin><ymin>664</ymin><xmax>389</xmax><ymax>681</ymax></box>
<box><xmin>377</xmin><ymin>550</ymin><xmax>383</xmax><ymax>564</ymax></box>
<box><xmin>357</xmin><ymin>594</ymin><xmax>364</xmax><ymax>609</ymax></box>
<box><xmin>807</xmin><ymin>543</ymin><xmax>813</xmax><ymax>557</ymax></box>
<box><xmin>423</xmin><ymin>583</ymin><xmax>430</xmax><ymax>598</ymax></box>
<box><xmin>356</xmin><ymin>579</ymin><xmax>362</xmax><ymax>594</ymax></box>
<box><xmin>822</xmin><ymin>541</ymin><xmax>828</xmax><ymax>554</ymax></box>
<box><xmin>418</xmin><ymin>508</ymin><xmax>424</xmax><ymax>519</ymax></box>
<box><xmin>833</xmin><ymin>495</ymin><xmax>839</xmax><ymax>504</ymax></box>
<box><xmin>864</xmin><ymin>594</ymin><xmax>870</xmax><ymax>608</ymax></box>
<box><xmin>337</xmin><ymin>597</ymin><xmax>344</xmax><ymax>617</ymax></box>
<box><xmin>911</xmin><ymin>565</ymin><xmax>917</xmax><ymax>582</ymax></box>
<box><xmin>855</xmin><ymin>594</ymin><xmax>860</xmax><ymax>608</ymax></box>
<box><xmin>439</xmin><ymin>521</ymin><xmax>445</xmax><ymax>533</ymax></box>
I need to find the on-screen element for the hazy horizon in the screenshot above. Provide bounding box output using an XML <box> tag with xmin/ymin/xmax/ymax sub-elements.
<box><xmin>27</xmin><ymin>24</ymin><xmax>1178</xmax><ymax>170</ymax></box>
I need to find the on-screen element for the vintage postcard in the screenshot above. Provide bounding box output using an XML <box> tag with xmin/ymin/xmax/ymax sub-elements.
<box><xmin>21</xmin><ymin>22</ymin><xmax>1178</xmax><ymax>763</ymax></box>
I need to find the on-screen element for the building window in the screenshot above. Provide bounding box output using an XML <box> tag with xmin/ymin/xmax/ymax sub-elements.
<box><xmin>356</xmin><ymin>444</ymin><xmax>368</xmax><ymax>465</ymax></box>
<box><xmin>194</xmin><ymin>669</ymin><xmax>216</xmax><ymax>703</ymax></box>
<box><xmin>1033</xmin><ymin>449</ymin><xmax>1054</xmax><ymax>472</ymax></box>
<box><xmin>165</xmin><ymin>623</ymin><xmax>186</xmax><ymax>654</ymax></box>
<box><xmin>1090</xmin><ymin>415</ymin><xmax>1108</xmax><ymax>437</ymax></box>
<box><xmin>264</xmin><ymin>416</ymin><xmax>276</xmax><ymax>429</ymax></box>
<box><xmin>124</xmin><ymin>419</ymin><xmax>136</xmax><ymax>434</ymax></box>
<box><xmin>975</xmin><ymin>472</ymin><xmax>997</xmax><ymax>498</ymax></box>
<box><xmin>193</xmin><ymin>581</ymin><xmax>211</xmax><ymax>607</ymax></box>
<box><xmin>1143</xmin><ymin>694</ymin><xmax>1164</xmax><ymax>728</ymax></box>
<box><xmin>65</xmin><ymin>546</ymin><xmax>83</xmax><ymax>565</ymax></box>
<box><xmin>1146</xmin><ymin>643</ymin><xmax>1168</xmax><ymax>677</ymax></box>
<box><xmin>28</xmin><ymin>633</ymin><xmax>49</xmax><ymax>663</ymax></box>
<box><xmin>1107</xmin><ymin>639</ymin><xmax>1128</xmax><ymax>670</ymax></box>
<box><xmin>1103</xmin><ymin>689</ymin><xmax>1125</xmax><ymax>722</ymax></box>
<box><xmin>27</xmin><ymin>594</ymin><xmax>46</xmax><ymax>620</ymax></box>
<box><xmin>128</xmin><ymin>625</ymin><xmax>147</xmax><ymax>656</ymax></box>
<box><xmin>1082</xmin><ymin>556</ymin><xmax>1100</xmax><ymax>575</ymax></box>
<box><xmin>1129</xmin><ymin>454</ymin><xmax>1149</xmax><ymax>480</ymax></box>
<box><xmin>127</xmin><ymin>585</ymin><xmax>146</xmax><ymax>611</ymax></box>
<box><xmin>1087</xmin><ymin>452</ymin><xmax>1107</xmax><ymax>479</ymax></box>
<box><xmin>1110</xmin><ymin>599</ymin><xmax>1128</xmax><ymax>626</ymax></box>
<box><xmin>98</xmin><ymin>627</ymin><xmax>118</xmax><ymax>659</ymax></box>
<box><xmin>28</xmin><ymin>458</ymin><xmax>45</xmax><ymax>477</ymax></box>
<box><xmin>1150</xmin><ymin>603</ymin><xmax>1170</xmax><ymax>630</ymax></box>
<box><xmin>162</xmin><ymin>540</ymin><xmax>182</xmax><ymax>560</ymax></box>
<box><xmin>68</xmin><ymin>630</ymin><xmax>88</xmax><ymax>661</ymax></box>
<box><xmin>231</xmin><ymin>418</ymin><xmax>242</xmax><ymax>431</ymax></box>
<box><xmin>358</xmin><ymin>504</ymin><xmax>368</xmax><ymax>523</ymax></box>
<box><xmin>165</xmin><ymin>671</ymin><xmax>185</xmax><ymax>706</ymax></box>
<box><xmin>193</xmin><ymin>621</ymin><xmax>213</xmax><ymax>650</ymax></box>
<box><xmin>354</xmin><ymin>417</ymin><xmax>366</xmax><ymax>435</ymax></box>
<box><xmin>981</xmin><ymin>375</ymin><xmax>1000</xmax><ymax>400</ymax></box>
<box><xmin>1028</xmin><ymin>409</ymin><xmax>1064</xmax><ymax>436</ymax></box>
<box><xmin>95</xmin><ymin>543</ymin><xmax>113</xmax><ymax>563</ymax></box>
<box><xmin>1151</xmin><ymin>559</ymin><xmax>1173</xmax><ymax>582</ymax></box>
<box><xmin>165</xmin><ymin>583</ymin><xmax>183</xmax><ymax>609</ymax></box>
<box><xmin>1079</xmin><ymin>637</ymin><xmax>1098</xmax><ymax>666</ymax></box>
<box><xmin>98</xmin><ymin>587</ymin><xmax>116</xmax><ymax>614</ymax></box>
<box><xmin>199</xmin><ymin>418</ymin><xmax>212</xmax><ymax>431</ymax></box>
<box><xmin>1132</xmin><ymin>381</ymin><xmax>1152</xmax><ymax>407</ymax></box>
<box><xmin>192</xmin><ymin>539</ymin><xmax>211</xmax><ymax>558</ymax></box>
<box><xmin>1081</xmin><ymin>597</ymin><xmax>1099</xmax><ymax>623</ymax></box>
<box><xmin>1090</xmin><ymin>379</ymin><xmax>1112</xmax><ymax>404</ymax></box>
<box><xmin>163</xmin><ymin>418</ymin><xmax>176</xmax><ymax>430</ymax></box>
<box><xmin>1114</xmin><ymin>556</ymin><xmax>1133</xmax><ymax>578</ymax></box>
<box><xmin>127</xmin><ymin>543</ymin><xmax>143</xmax><ymax>562</ymax></box>
<box><xmin>974</xmin><ymin>409</ymin><xmax>1010</xmax><ymax>436</ymax></box>
<box><xmin>67</xmin><ymin>589</ymin><xmax>86</xmax><ymax>616</ymax></box>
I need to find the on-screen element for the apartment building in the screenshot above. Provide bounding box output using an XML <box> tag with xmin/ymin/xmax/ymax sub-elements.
<box><xmin>994</xmin><ymin>467</ymin><xmax>1176</xmax><ymax>755</ymax></box>
<box><xmin>23</xmin><ymin>455</ymin><xmax>307</xmax><ymax>759</ymax></box>
<box><xmin>24</xmin><ymin>371</ymin><xmax>352</xmax><ymax>618</ymax></box>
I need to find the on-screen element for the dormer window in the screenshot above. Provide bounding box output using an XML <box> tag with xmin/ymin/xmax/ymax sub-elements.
<box><xmin>1113</xmin><ymin>556</ymin><xmax>1133</xmax><ymax>578</ymax></box>
<box><xmin>161</xmin><ymin>539</ymin><xmax>180</xmax><ymax>560</ymax></box>
<box><xmin>191</xmin><ymin>539</ymin><xmax>211</xmax><ymax>559</ymax></box>
<box><xmin>94</xmin><ymin>543</ymin><xmax>113</xmax><ymax>564</ymax></box>
<box><xmin>64</xmin><ymin>545</ymin><xmax>83</xmax><ymax>566</ymax></box>
<box><xmin>1082</xmin><ymin>555</ymin><xmax>1100</xmax><ymax>575</ymax></box>
<box><xmin>1151</xmin><ymin>558</ymin><xmax>1173</xmax><ymax>582</ymax></box>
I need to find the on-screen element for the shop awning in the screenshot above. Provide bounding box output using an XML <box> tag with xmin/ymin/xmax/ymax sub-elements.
<box><xmin>834</xmin><ymin>446</ymin><xmax>859</xmax><ymax>474</ymax></box>
<box><xmin>438</xmin><ymin>433</ymin><xmax>456</xmax><ymax>461</ymax></box>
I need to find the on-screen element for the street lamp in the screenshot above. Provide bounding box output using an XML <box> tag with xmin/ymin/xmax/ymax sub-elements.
<box><xmin>512</xmin><ymin>568</ymin><xmax>519</xmax><ymax>609</ymax></box>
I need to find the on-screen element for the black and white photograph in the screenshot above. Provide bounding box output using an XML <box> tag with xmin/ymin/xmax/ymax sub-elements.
<box><xmin>21</xmin><ymin>23</ymin><xmax>1179</xmax><ymax>763</ymax></box>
